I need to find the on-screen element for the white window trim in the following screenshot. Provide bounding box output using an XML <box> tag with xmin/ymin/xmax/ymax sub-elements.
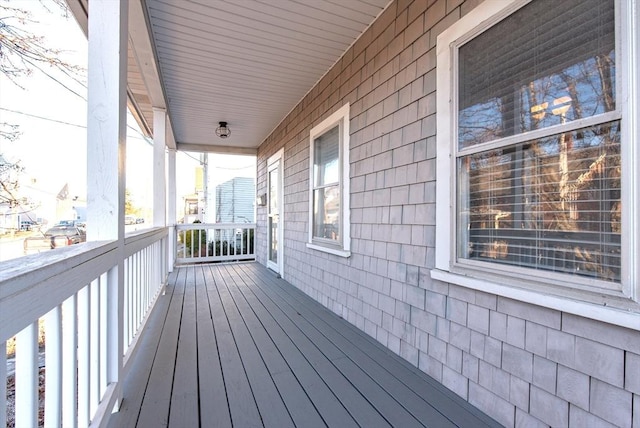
<box><xmin>434</xmin><ymin>0</ymin><xmax>640</xmax><ymax>329</ymax></box>
<box><xmin>307</xmin><ymin>103</ymin><xmax>351</xmax><ymax>257</ymax></box>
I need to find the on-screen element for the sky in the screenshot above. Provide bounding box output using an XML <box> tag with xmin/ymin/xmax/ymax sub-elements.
<box><xmin>1</xmin><ymin>0</ymin><xmax>90</xmax><ymax>200</ymax></box>
<box><xmin>1</xmin><ymin>0</ymin><xmax>255</xmax><ymax>224</ymax></box>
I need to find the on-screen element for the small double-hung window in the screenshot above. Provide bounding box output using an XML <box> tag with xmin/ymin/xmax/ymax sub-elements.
<box><xmin>307</xmin><ymin>103</ymin><xmax>351</xmax><ymax>257</ymax></box>
<box><xmin>435</xmin><ymin>0</ymin><xmax>639</xmax><ymax>318</ymax></box>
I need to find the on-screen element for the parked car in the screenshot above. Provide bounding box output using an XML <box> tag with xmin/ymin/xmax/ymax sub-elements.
<box><xmin>125</xmin><ymin>215</ymin><xmax>136</xmax><ymax>225</ymax></box>
<box><xmin>23</xmin><ymin>225</ymin><xmax>87</xmax><ymax>255</ymax></box>
<box><xmin>136</xmin><ymin>218</ymin><xmax>145</xmax><ymax>224</ymax></box>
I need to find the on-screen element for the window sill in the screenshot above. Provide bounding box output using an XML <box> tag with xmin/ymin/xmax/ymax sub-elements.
<box><xmin>306</xmin><ymin>242</ymin><xmax>350</xmax><ymax>258</ymax></box>
<box><xmin>430</xmin><ymin>268</ymin><xmax>640</xmax><ymax>331</ymax></box>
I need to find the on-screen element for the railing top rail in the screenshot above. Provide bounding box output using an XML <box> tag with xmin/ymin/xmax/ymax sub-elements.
<box><xmin>176</xmin><ymin>223</ymin><xmax>256</xmax><ymax>230</ymax></box>
<box><xmin>1</xmin><ymin>226</ymin><xmax>170</xmax><ymax>294</ymax></box>
<box><xmin>124</xmin><ymin>227</ymin><xmax>168</xmax><ymax>257</ymax></box>
<box><xmin>0</xmin><ymin>240</ymin><xmax>116</xmax><ymax>290</ymax></box>
<box><xmin>0</xmin><ymin>240</ymin><xmax>119</xmax><ymax>343</ymax></box>
<box><xmin>0</xmin><ymin>226</ymin><xmax>171</xmax><ymax>343</ymax></box>
<box><xmin>124</xmin><ymin>226</ymin><xmax>168</xmax><ymax>241</ymax></box>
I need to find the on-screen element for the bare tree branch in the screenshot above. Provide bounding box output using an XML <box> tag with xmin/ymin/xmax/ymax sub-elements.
<box><xmin>0</xmin><ymin>1</ymin><xmax>83</xmax><ymax>86</ymax></box>
<box><xmin>0</xmin><ymin>0</ymin><xmax>85</xmax><ymax>211</ymax></box>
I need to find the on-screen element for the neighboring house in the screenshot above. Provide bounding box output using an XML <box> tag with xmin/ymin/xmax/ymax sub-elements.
<box><xmin>255</xmin><ymin>0</ymin><xmax>639</xmax><ymax>427</ymax></box>
<box><xmin>0</xmin><ymin>202</ymin><xmax>17</xmax><ymax>233</ymax></box>
<box><xmin>215</xmin><ymin>177</ymin><xmax>255</xmax><ymax>224</ymax></box>
<box><xmin>182</xmin><ymin>193</ymin><xmax>200</xmax><ymax>224</ymax></box>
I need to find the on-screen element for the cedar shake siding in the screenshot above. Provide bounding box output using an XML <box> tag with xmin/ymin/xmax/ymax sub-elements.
<box><xmin>256</xmin><ymin>0</ymin><xmax>640</xmax><ymax>426</ymax></box>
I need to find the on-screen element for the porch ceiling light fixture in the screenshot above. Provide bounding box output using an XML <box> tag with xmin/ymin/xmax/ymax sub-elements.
<box><xmin>216</xmin><ymin>121</ymin><xmax>231</xmax><ymax>138</ymax></box>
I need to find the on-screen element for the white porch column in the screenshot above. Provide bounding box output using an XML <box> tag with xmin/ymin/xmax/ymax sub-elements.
<box><xmin>168</xmin><ymin>148</ymin><xmax>177</xmax><ymax>271</ymax></box>
<box><xmin>86</xmin><ymin>0</ymin><xmax>128</xmax><ymax>414</ymax></box>
<box><xmin>153</xmin><ymin>108</ymin><xmax>167</xmax><ymax>228</ymax></box>
<box><xmin>87</xmin><ymin>0</ymin><xmax>127</xmax><ymax>243</ymax></box>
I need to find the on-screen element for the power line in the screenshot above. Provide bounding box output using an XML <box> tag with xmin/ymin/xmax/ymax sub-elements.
<box><xmin>212</xmin><ymin>163</ymin><xmax>255</xmax><ymax>171</ymax></box>
<box><xmin>0</xmin><ymin>107</ymin><xmax>152</xmax><ymax>141</ymax></box>
<box><xmin>180</xmin><ymin>151</ymin><xmax>201</xmax><ymax>163</ymax></box>
<box><xmin>1</xmin><ymin>111</ymin><xmax>254</xmax><ymax>167</ymax></box>
<box><xmin>0</xmin><ymin>107</ymin><xmax>85</xmax><ymax>128</ymax></box>
<box><xmin>23</xmin><ymin>57</ymin><xmax>87</xmax><ymax>101</ymax></box>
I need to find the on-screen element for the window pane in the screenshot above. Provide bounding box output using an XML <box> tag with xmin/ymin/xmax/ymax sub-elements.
<box><xmin>458</xmin><ymin>0</ymin><xmax>615</xmax><ymax>149</ymax></box>
<box><xmin>313</xmin><ymin>186</ymin><xmax>340</xmax><ymax>242</ymax></box>
<box><xmin>314</xmin><ymin>125</ymin><xmax>340</xmax><ymax>186</ymax></box>
<box><xmin>269</xmin><ymin>216</ymin><xmax>278</xmax><ymax>263</ymax></box>
<box><xmin>269</xmin><ymin>168</ymin><xmax>278</xmax><ymax>213</ymax></box>
<box><xmin>458</xmin><ymin>121</ymin><xmax>621</xmax><ymax>282</ymax></box>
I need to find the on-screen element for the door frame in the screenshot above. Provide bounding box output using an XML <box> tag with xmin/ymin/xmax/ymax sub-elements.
<box><xmin>266</xmin><ymin>148</ymin><xmax>284</xmax><ymax>276</ymax></box>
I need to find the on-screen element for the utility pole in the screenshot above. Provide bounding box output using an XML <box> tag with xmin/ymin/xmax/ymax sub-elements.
<box><xmin>201</xmin><ymin>152</ymin><xmax>208</xmax><ymax>222</ymax></box>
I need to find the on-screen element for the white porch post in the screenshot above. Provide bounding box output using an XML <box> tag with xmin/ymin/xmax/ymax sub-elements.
<box><xmin>168</xmin><ymin>148</ymin><xmax>177</xmax><ymax>271</ymax></box>
<box><xmin>153</xmin><ymin>108</ymin><xmax>167</xmax><ymax>228</ymax></box>
<box><xmin>86</xmin><ymin>0</ymin><xmax>128</xmax><ymax>415</ymax></box>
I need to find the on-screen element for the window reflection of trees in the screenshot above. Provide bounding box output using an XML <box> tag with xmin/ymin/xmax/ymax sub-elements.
<box><xmin>457</xmin><ymin>0</ymin><xmax>620</xmax><ymax>282</ymax></box>
<box><xmin>458</xmin><ymin>52</ymin><xmax>615</xmax><ymax>148</ymax></box>
<box><xmin>312</xmin><ymin>125</ymin><xmax>341</xmax><ymax>243</ymax></box>
<box><xmin>463</xmin><ymin>124</ymin><xmax>621</xmax><ymax>282</ymax></box>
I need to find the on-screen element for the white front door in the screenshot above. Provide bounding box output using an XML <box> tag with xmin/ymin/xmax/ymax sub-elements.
<box><xmin>267</xmin><ymin>149</ymin><xmax>283</xmax><ymax>275</ymax></box>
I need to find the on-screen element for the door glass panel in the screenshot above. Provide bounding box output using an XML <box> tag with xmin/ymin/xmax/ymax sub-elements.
<box><xmin>269</xmin><ymin>168</ymin><xmax>278</xmax><ymax>212</ymax></box>
<box><xmin>269</xmin><ymin>216</ymin><xmax>278</xmax><ymax>263</ymax></box>
<box><xmin>268</xmin><ymin>166</ymin><xmax>279</xmax><ymax>264</ymax></box>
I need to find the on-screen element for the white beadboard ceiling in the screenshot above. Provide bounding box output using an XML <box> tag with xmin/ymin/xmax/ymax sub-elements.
<box><xmin>142</xmin><ymin>0</ymin><xmax>392</xmax><ymax>152</ymax></box>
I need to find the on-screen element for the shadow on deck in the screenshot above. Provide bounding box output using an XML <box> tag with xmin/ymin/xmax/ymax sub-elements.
<box><xmin>108</xmin><ymin>262</ymin><xmax>501</xmax><ymax>427</ymax></box>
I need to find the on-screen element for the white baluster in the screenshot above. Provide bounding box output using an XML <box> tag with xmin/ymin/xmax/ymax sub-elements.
<box><xmin>15</xmin><ymin>321</ymin><xmax>38</xmax><ymax>427</ymax></box>
<box><xmin>90</xmin><ymin>278</ymin><xmax>100</xmax><ymax>416</ymax></box>
<box><xmin>0</xmin><ymin>341</ymin><xmax>6</xmax><ymax>428</ymax></box>
<box><xmin>100</xmin><ymin>272</ymin><xmax>109</xmax><ymax>395</ymax></box>
<box><xmin>44</xmin><ymin>306</ymin><xmax>62</xmax><ymax>428</ymax></box>
<box><xmin>62</xmin><ymin>294</ymin><xmax>77</xmax><ymax>428</ymax></box>
<box><xmin>77</xmin><ymin>284</ymin><xmax>90</xmax><ymax>426</ymax></box>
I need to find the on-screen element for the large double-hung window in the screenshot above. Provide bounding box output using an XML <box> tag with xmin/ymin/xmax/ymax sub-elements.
<box><xmin>435</xmin><ymin>0</ymin><xmax>639</xmax><ymax>322</ymax></box>
<box><xmin>307</xmin><ymin>103</ymin><xmax>351</xmax><ymax>257</ymax></box>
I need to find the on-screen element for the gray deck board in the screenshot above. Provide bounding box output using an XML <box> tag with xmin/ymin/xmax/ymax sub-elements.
<box><xmin>223</xmin><ymin>265</ymin><xmax>392</xmax><ymax>427</ymax></box>
<box><xmin>195</xmin><ymin>266</ymin><xmax>232</xmax><ymax>427</ymax></box>
<box><xmin>169</xmin><ymin>266</ymin><xmax>199</xmax><ymax>427</ymax></box>
<box><xmin>223</xmin><ymin>267</ymin><xmax>359</xmax><ymax>428</ymax></box>
<box><xmin>227</xmin><ymin>264</ymin><xmax>432</xmax><ymax>427</ymax></box>
<box><xmin>108</xmin><ymin>271</ymin><xmax>175</xmax><ymax>428</ymax></box>
<box><xmin>218</xmin><ymin>267</ymin><xmax>327</xmax><ymax>428</ymax></box>
<box><xmin>109</xmin><ymin>262</ymin><xmax>502</xmax><ymax>428</ymax></box>
<box><xmin>213</xmin><ymin>266</ymin><xmax>295</xmax><ymax>428</ymax></box>
<box><xmin>134</xmin><ymin>268</ymin><xmax>184</xmax><ymax>427</ymax></box>
<box><xmin>242</xmin><ymin>263</ymin><xmax>500</xmax><ymax>428</ymax></box>
<box><xmin>207</xmin><ymin>267</ymin><xmax>263</xmax><ymax>427</ymax></box>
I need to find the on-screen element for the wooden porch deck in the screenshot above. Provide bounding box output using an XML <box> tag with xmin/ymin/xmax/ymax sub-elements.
<box><xmin>108</xmin><ymin>262</ymin><xmax>501</xmax><ymax>427</ymax></box>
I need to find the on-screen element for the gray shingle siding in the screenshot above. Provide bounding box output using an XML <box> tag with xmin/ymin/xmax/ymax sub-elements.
<box><xmin>256</xmin><ymin>0</ymin><xmax>640</xmax><ymax>426</ymax></box>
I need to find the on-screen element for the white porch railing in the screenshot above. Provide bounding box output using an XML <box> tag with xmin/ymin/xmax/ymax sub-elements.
<box><xmin>175</xmin><ymin>223</ymin><xmax>256</xmax><ymax>264</ymax></box>
<box><xmin>0</xmin><ymin>227</ymin><xmax>168</xmax><ymax>428</ymax></box>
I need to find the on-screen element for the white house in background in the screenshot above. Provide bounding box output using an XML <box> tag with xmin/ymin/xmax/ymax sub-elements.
<box><xmin>215</xmin><ymin>177</ymin><xmax>255</xmax><ymax>224</ymax></box>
